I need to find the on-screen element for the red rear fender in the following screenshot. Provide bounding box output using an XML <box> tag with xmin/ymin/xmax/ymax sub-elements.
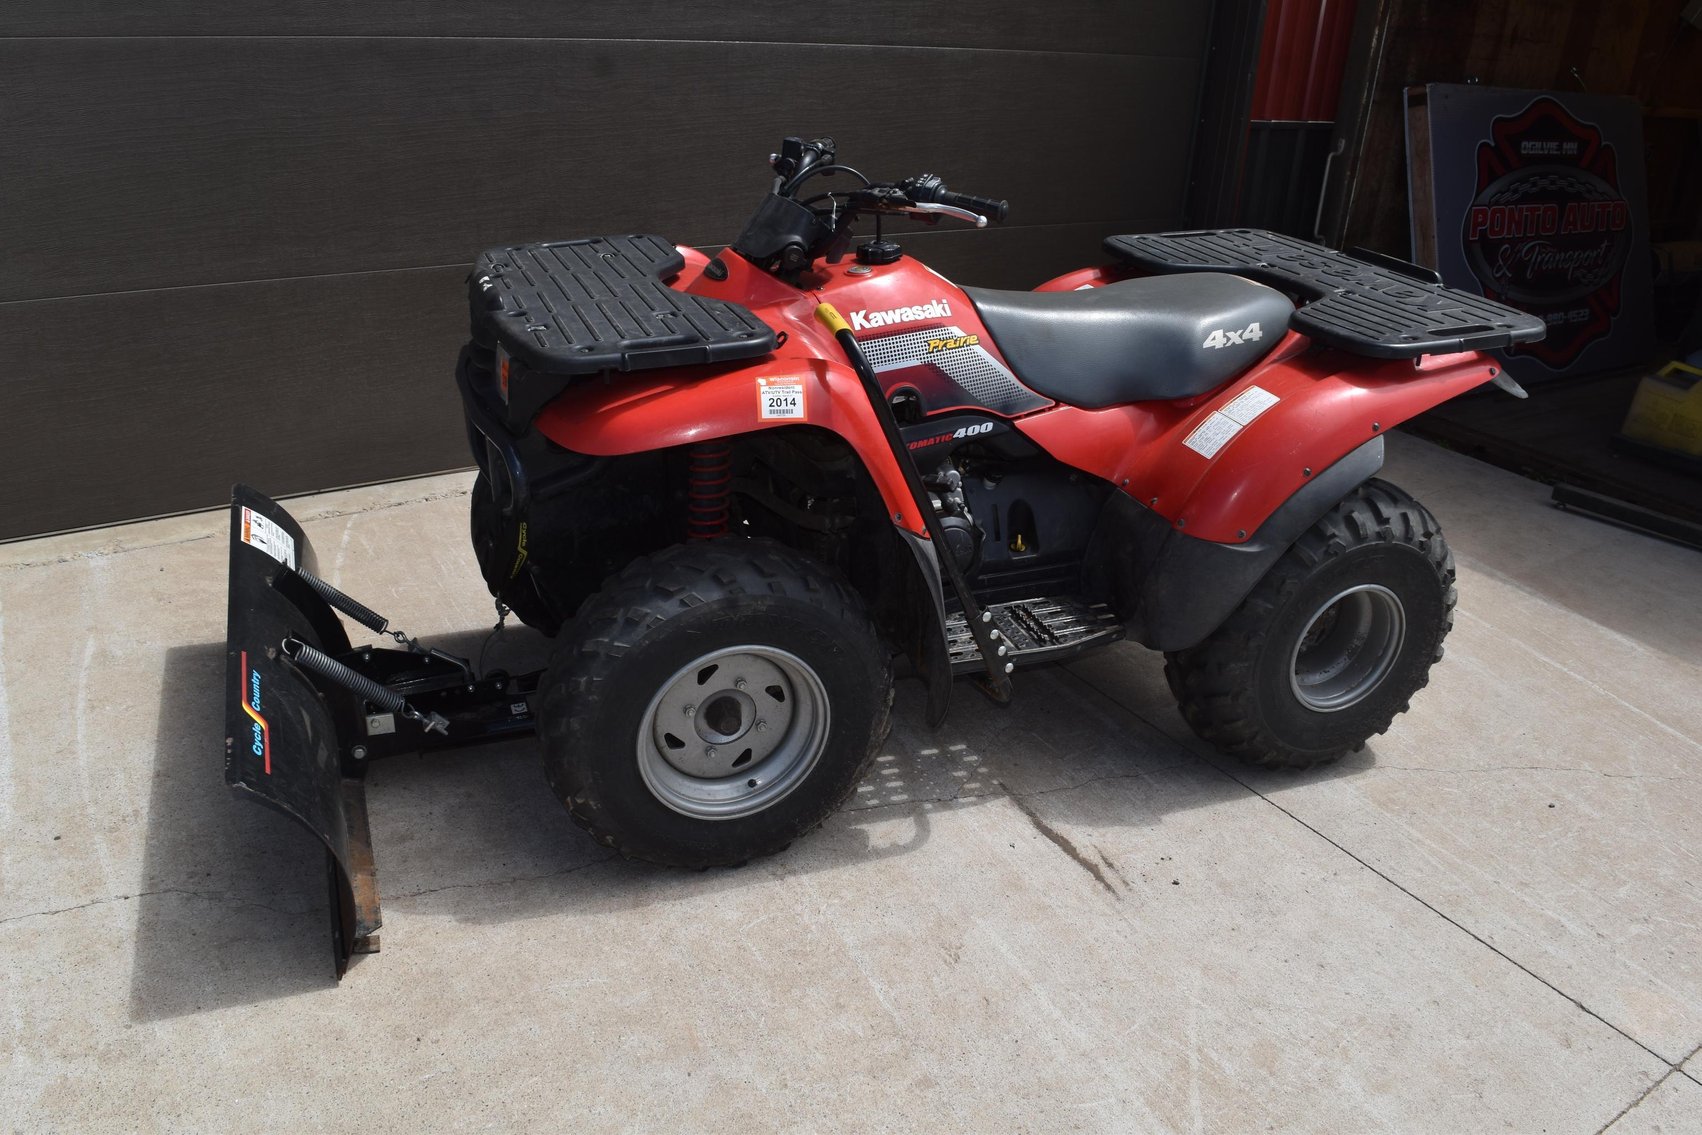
<box><xmin>1031</xmin><ymin>264</ymin><xmax>1132</xmax><ymax>292</ymax></box>
<box><xmin>1018</xmin><ymin>333</ymin><xmax>1502</xmax><ymax>543</ymax></box>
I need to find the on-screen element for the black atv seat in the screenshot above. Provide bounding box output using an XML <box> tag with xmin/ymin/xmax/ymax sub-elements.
<box><xmin>963</xmin><ymin>275</ymin><xmax>1294</xmax><ymax>409</ymax></box>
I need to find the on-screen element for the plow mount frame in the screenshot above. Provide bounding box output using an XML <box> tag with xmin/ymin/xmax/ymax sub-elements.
<box><xmin>224</xmin><ymin>485</ymin><xmax>540</xmax><ymax>975</ymax></box>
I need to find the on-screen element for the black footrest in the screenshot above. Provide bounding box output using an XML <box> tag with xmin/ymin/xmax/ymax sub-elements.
<box><xmin>1105</xmin><ymin>228</ymin><xmax>1546</xmax><ymax>359</ymax></box>
<box><xmin>947</xmin><ymin>596</ymin><xmax>1122</xmax><ymax>673</ymax></box>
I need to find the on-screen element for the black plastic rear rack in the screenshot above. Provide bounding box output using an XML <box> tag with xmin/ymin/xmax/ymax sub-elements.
<box><xmin>469</xmin><ymin>234</ymin><xmax>776</xmax><ymax>377</ymax></box>
<box><xmin>1106</xmin><ymin>228</ymin><xmax>1546</xmax><ymax>359</ymax></box>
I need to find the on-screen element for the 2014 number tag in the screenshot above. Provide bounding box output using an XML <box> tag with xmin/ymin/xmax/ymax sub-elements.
<box><xmin>1201</xmin><ymin>321</ymin><xmax>1263</xmax><ymax>350</ymax></box>
<box><xmin>757</xmin><ymin>377</ymin><xmax>806</xmax><ymax>420</ymax></box>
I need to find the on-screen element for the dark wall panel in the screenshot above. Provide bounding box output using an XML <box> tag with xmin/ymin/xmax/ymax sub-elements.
<box><xmin>0</xmin><ymin>39</ymin><xmax>1197</xmax><ymax>301</ymax></box>
<box><xmin>0</xmin><ymin>8</ymin><xmax>1209</xmax><ymax>540</ymax></box>
<box><xmin>0</xmin><ymin>268</ymin><xmax>470</xmax><ymax>537</ymax></box>
<box><xmin>4</xmin><ymin>2</ymin><xmax>1210</xmax><ymax>57</ymax></box>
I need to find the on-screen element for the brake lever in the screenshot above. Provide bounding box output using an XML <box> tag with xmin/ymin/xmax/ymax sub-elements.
<box><xmin>901</xmin><ymin>202</ymin><xmax>988</xmax><ymax>228</ymax></box>
<box><xmin>845</xmin><ymin>187</ymin><xmax>987</xmax><ymax>228</ymax></box>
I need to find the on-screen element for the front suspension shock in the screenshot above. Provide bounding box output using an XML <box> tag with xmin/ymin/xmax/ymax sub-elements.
<box><xmin>686</xmin><ymin>441</ymin><xmax>732</xmax><ymax>540</ymax></box>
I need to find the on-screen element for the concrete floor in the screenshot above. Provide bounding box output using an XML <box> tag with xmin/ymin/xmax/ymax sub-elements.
<box><xmin>2</xmin><ymin>433</ymin><xmax>1699</xmax><ymax>1133</ymax></box>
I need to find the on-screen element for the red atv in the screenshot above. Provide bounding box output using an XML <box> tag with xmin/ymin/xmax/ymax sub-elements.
<box><xmin>225</xmin><ymin>136</ymin><xmax>1541</xmax><ymax>971</ymax></box>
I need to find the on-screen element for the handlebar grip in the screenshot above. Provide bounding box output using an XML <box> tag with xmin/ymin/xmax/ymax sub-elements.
<box><xmin>942</xmin><ymin>191</ymin><xmax>1009</xmax><ymax>224</ymax></box>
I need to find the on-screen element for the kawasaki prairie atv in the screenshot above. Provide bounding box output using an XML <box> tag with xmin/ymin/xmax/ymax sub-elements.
<box><xmin>225</xmin><ymin>136</ymin><xmax>1542</xmax><ymax>971</ymax></box>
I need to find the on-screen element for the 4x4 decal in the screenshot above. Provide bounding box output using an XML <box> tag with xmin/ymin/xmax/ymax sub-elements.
<box><xmin>1201</xmin><ymin>321</ymin><xmax>1264</xmax><ymax>350</ymax></box>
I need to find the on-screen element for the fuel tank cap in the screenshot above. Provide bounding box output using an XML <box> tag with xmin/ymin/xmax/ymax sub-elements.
<box><xmin>856</xmin><ymin>239</ymin><xmax>903</xmax><ymax>266</ymax></box>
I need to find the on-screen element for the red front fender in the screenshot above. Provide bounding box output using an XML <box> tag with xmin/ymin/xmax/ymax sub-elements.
<box><xmin>532</xmin><ymin>354</ymin><xmax>928</xmax><ymax>536</ymax></box>
<box><xmin>1017</xmin><ymin>332</ymin><xmax>1502</xmax><ymax>544</ymax></box>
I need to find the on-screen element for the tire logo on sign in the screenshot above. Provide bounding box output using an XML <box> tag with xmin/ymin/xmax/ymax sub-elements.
<box><xmin>1462</xmin><ymin>97</ymin><xmax>1632</xmax><ymax>369</ymax></box>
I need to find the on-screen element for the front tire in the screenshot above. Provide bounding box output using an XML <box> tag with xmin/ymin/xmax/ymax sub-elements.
<box><xmin>538</xmin><ymin>540</ymin><xmax>892</xmax><ymax>866</ymax></box>
<box><xmin>1163</xmin><ymin>478</ymin><xmax>1456</xmax><ymax>768</ymax></box>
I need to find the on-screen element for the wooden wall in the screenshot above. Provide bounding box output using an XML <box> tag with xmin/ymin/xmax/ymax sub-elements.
<box><xmin>1334</xmin><ymin>0</ymin><xmax>1702</xmax><ymax>256</ymax></box>
<box><xmin>0</xmin><ymin>4</ymin><xmax>1212</xmax><ymax>539</ymax></box>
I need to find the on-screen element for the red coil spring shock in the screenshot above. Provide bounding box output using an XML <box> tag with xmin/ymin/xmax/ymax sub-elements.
<box><xmin>686</xmin><ymin>441</ymin><xmax>733</xmax><ymax>540</ymax></box>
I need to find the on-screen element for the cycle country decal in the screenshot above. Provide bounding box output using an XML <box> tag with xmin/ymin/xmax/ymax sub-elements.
<box><xmin>239</xmin><ymin>650</ymin><xmax>272</xmax><ymax>774</ymax></box>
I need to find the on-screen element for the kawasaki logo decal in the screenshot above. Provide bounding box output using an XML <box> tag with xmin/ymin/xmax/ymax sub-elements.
<box><xmin>849</xmin><ymin>299</ymin><xmax>951</xmax><ymax>331</ymax></box>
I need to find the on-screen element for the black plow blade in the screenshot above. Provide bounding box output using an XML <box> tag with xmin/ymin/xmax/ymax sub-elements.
<box><xmin>223</xmin><ymin>484</ymin><xmax>379</xmax><ymax>976</ymax></box>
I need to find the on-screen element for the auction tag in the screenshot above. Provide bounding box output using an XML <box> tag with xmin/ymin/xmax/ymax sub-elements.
<box><xmin>757</xmin><ymin>377</ymin><xmax>806</xmax><ymax>420</ymax></box>
<box><xmin>240</xmin><ymin>506</ymin><xmax>297</xmax><ymax>568</ymax></box>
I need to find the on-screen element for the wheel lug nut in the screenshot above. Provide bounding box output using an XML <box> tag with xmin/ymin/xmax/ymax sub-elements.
<box><xmin>756</xmin><ymin>720</ymin><xmax>767</xmax><ymax>733</ymax></box>
<box><xmin>735</xmin><ymin>678</ymin><xmax>747</xmax><ymax>690</ymax></box>
<box><xmin>707</xmin><ymin>746</ymin><xmax>718</xmax><ymax>759</ymax></box>
<box><xmin>683</xmin><ymin>704</ymin><xmax>695</xmax><ymax>717</ymax></box>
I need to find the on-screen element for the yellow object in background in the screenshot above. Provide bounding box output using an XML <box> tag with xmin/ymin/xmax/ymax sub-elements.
<box><xmin>1620</xmin><ymin>361</ymin><xmax>1702</xmax><ymax>458</ymax></box>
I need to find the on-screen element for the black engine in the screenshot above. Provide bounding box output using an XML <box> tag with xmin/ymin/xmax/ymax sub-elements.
<box><xmin>900</xmin><ymin>414</ymin><xmax>1110</xmax><ymax>605</ymax></box>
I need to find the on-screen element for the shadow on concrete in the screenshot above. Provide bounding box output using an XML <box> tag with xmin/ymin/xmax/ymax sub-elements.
<box><xmin>137</xmin><ymin>629</ymin><xmax>1370</xmax><ymax>1015</ymax></box>
<box><xmin>131</xmin><ymin>643</ymin><xmax>337</xmax><ymax>1021</ymax></box>
<box><xmin>366</xmin><ymin>647</ymin><xmax>1372</xmax><ymax>928</ymax></box>
<box><xmin>129</xmin><ymin>624</ymin><xmax>552</xmax><ymax>1018</ymax></box>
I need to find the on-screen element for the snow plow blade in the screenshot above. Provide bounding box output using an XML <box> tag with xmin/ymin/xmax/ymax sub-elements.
<box><xmin>224</xmin><ymin>484</ymin><xmax>379</xmax><ymax>975</ymax></box>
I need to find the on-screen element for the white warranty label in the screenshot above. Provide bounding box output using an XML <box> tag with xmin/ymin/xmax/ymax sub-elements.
<box><xmin>757</xmin><ymin>377</ymin><xmax>806</xmax><ymax>421</ymax></box>
<box><xmin>1182</xmin><ymin>385</ymin><xmax>1280</xmax><ymax>459</ymax></box>
<box><xmin>1220</xmin><ymin>384</ymin><xmax>1280</xmax><ymax>426</ymax></box>
<box><xmin>1181</xmin><ymin>412</ymin><xmax>1242</xmax><ymax>459</ymax></box>
<box><xmin>240</xmin><ymin>506</ymin><xmax>297</xmax><ymax>568</ymax></box>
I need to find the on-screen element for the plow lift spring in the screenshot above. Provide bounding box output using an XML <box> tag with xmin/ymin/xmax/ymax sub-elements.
<box><xmin>281</xmin><ymin>637</ymin><xmax>450</xmax><ymax>735</ymax></box>
<box><xmin>294</xmin><ymin>568</ymin><xmax>390</xmax><ymax>635</ymax></box>
<box><xmin>291</xmin><ymin>566</ymin><xmax>476</xmax><ymax>683</ymax></box>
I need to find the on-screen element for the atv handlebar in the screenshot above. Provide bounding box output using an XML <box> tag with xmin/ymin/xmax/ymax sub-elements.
<box><xmin>939</xmin><ymin>191</ymin><xmax>1009</xmax><ymax>224</ymax></box>
<box><xmin>903</xmin><ymin>174</ymin><xmax>1010</xmax><ymax>224</ymax></box>
<box><xmin>772</xmin><ymin>136</ymin><xmax>842</xmax><ymax>196</ymax></box>
<box><xmin>732</xmin><ymin>136</ymin><xmax>1011</xmax><ymax>275</ymax></box>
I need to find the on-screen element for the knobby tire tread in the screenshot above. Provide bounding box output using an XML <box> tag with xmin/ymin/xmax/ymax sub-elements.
<box><xmin>1162</xmin><ymin>479</ymin><xmax>1457</xmax><ymax>769</ymax></box>
<box><xmin>538</xmin><ymin>539</ymin><xmax>892</xmax><ymax>865</ymax></box>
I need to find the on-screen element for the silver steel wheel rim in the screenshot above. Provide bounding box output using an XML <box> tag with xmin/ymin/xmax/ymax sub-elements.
<box><xmin>1288</xmin><ymin>584</ymin><xmax>1407</xmax><ymax>713</ymax></box>
<box><xmin>637</xmin><ymin>645</ymin><xmax>831</xmax><ymax>820</ymax></box>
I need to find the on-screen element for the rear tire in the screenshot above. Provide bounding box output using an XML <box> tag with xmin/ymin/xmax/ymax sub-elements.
<box><xmin>1163</xmin><ymin>478</ymin><xmax>1456</xmax><ymax>769</ymax></box>
<box><xmin>537</xmin><ymin>539</ymin><xmax>892</xmax><ymax>866</ymax></box>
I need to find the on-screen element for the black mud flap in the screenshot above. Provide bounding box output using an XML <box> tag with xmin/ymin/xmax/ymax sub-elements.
<box><xmin>224</xmin><ymin>485</ymin><xmax>379</xmax><ymax>976</ymax></box>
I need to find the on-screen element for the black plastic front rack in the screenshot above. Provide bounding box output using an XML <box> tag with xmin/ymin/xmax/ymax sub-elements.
<box><xmin>1106</xmin><ymin>228</ymin><xmax>1546</xmax><ymax>359</ymax></box>
<box><xmin>469</xmin><ymin>234</ymin><xmax>776</xmax><ymax>376</ymax></box>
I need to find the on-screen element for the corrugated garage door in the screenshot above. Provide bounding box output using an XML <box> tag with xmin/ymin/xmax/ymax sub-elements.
<box><xmin>0</xmin><ymin>4</ymin><xmax>1211</xmax><ymax>539</ymax></box>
